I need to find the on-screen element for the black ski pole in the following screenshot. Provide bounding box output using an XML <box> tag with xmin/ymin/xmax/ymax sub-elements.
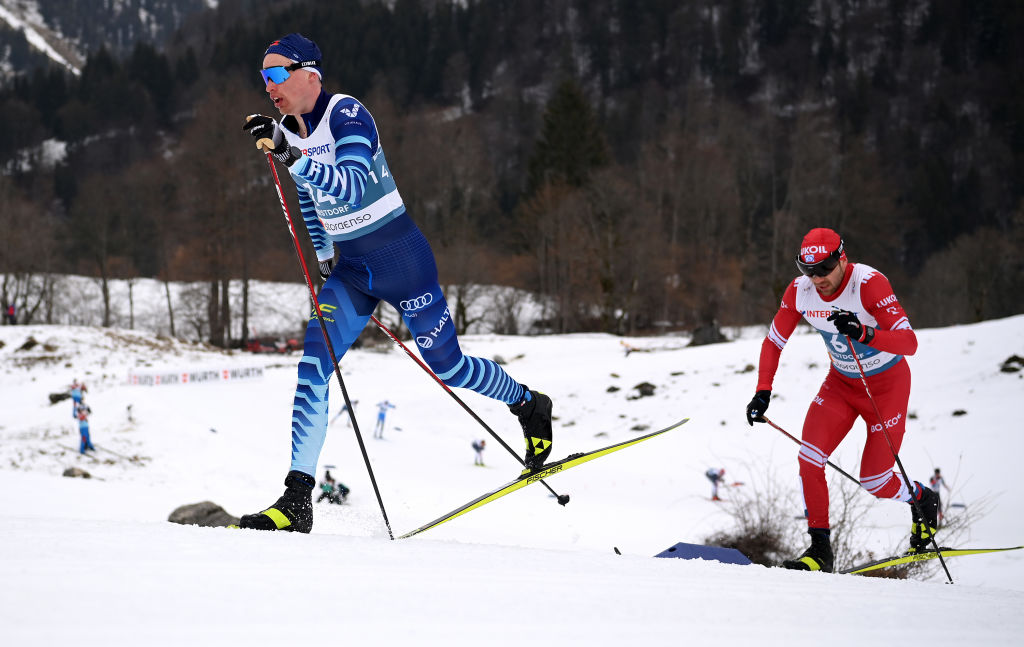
<box><xmin>761</xmin><ymin>416</ymin><xmax>861</xmax><ymax>487</ymax></box>
<box><xmin>845</xmin><ymin>334</ymin><xmax>953</xmax><ymax>584</ymax></box>
<box><xmin>369</xmin><ymin>314</ymin><xmax>570</xmax><ymax>506</ymax></box>
<box><xmin>264</xmin><ymin>153</ymin><xmax>395</xmax><ymax>540</ymax></box>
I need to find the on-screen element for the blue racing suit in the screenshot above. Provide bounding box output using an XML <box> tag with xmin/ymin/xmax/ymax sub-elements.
<box><xmin>278</xmin><ymin>90</ymin><xmax>526</xmax><ymax>476</ymax></box>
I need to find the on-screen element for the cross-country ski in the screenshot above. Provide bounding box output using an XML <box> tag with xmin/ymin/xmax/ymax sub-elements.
<box><xmin>400</xmin><ymin>419</ymin><xmax>689</xmax><ymax>538</ymax></box>
<box><xmin>841</xmin><ymin>546</ymin><xmax>1024</xmax><ymax>575</ymax></box>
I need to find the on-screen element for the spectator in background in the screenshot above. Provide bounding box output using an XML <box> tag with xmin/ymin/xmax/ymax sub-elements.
<box><xmin>472</xmin><ymin>439</ymin><xmax>486</xmax><ymax>466</ymax></box>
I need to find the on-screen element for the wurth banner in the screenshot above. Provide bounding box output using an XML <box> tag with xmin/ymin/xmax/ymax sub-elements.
<box><xmin>128</xmin><ymin>366</ymin><xmax>264</xmax><ymax>386</ymax></box>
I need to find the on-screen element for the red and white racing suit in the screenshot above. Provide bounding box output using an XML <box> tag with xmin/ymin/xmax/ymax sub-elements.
<box><xmin>756</xmin><ymin>263</ymin><xmax>919</xmax><ymax>529</ymax></box>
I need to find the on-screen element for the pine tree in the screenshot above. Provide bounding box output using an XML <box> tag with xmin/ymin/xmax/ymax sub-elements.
<box><xmin>526</xmin><ymin>79</ymin><xmax>608</xmax><ymax>193</ymax></box>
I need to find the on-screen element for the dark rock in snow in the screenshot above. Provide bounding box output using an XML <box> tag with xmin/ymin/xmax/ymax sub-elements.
<box><xmin>689</xmin><ymin>322</ymin><xmax>728</xmax><ymax>347</ymax></box>
<box><xmin>631</xmin><ymin>382</ymin><xmax>656</xmax><ymax>398</ymax></box>
<box><xmin>1000</xmin><ymin>355</ymin><xmax>1023</xmax><ymax>373</ymax></box>
<box><xmin>168</xmin><ymin>501</ymin><xmax>240</xmax><ymax>528</ymax></box>
<box><xmin>17</xmin><ymin>337</ymin><xmax>39</xmax><ymax>351</ymax></box>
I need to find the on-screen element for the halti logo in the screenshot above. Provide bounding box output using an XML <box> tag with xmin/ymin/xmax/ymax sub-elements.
<box><xmin>416</xmin><ymin>307</ymin><xmax>451</xmax><ymax>349</ymax></box>
<box><xmin>339</xmin><ymin>105</ymin><xmax>361</xmax><ymax>118</ymax></box>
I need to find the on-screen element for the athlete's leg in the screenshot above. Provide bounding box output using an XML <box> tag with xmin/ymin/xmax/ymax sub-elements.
<box><xmin>361</xmin><ymin>225</ymin><xmax>527</xmax><ymax>405</ymax></box>
<box><xmin>799</xmin><ymin>371</ymin><xmax>859</xmax><ymax>529</ymax></box>
<box><xmin>855</xmin><ymin>361</ymin><xmax>915</xmax><ymax>502</ymax></box>
<box><xmin>403</xmin><ymin>288</ymin><xmax>524</xmax><ymax>403</ymax></box>
<box><xmin>289</xmin><ymin>277</ymin><xmax>376</xmax><ymax>477</ymax></box>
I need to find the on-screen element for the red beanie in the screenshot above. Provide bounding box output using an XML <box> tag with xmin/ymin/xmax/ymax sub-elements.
<box><xmin>799</xmin><ymin>228</ymin><xmax>845</xmax><ymax>264</ymax></box>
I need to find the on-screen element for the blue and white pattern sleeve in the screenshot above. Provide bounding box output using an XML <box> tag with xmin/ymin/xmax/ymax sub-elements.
<box><xmin>291</xmin><ymin>97</ymin><xmax>375</xmax><ymax>208</ymax></box>
<box><xmin>296</xmin><ymin>184</ymin><xmax>333</xmax><ymax>262</ymax></box>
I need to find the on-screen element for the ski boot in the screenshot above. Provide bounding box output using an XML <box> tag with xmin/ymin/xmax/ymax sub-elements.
<box><xmin>238</xmin><ymin>470</ymin><xmax>315</xmax><ymax>533</ymax></box>
<box><xmin>781</xmin><ymin>528</ymin><xmax>834</xmax><ymax>573</ymax></box>
<box><xmin>509</xmin><ymin>387</ymin><xmax>553</xmax><ymax>473</ymax></box>
<box><xmin>908</xmin><ymin>482</ymin><xmax>940</xmax><ymax>554</ymax></box>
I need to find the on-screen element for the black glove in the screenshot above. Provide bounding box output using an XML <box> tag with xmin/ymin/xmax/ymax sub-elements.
<box><xmin>746</xmin><ymin>390</ymin><xmax>771</xmax><ymax>426</ymax></box>
<box><xmin>827</xmin><ymin>309</ymin><xmax>875</xmax><ymax>345</ymax></box>
<box><xmin>318</xmin><ymin>260</ymin><xmax>333</xmax><ymax>281</ymax></box>
<box><xmin>243</xmin><ymin>114</ymin><xmax>302</xmax><ymax>167</ymax></box>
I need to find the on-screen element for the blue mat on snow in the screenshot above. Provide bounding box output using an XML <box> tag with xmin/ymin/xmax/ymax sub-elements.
<box><xmin>654</xmin><ymin>542</ymin><xmax>752</xmax><ymax>565</ymax></box>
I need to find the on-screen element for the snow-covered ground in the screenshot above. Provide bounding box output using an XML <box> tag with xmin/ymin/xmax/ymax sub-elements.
<box><xmin>1</xmin><ymin>314</ymin><xmax>1022</xmax><ymax>645</ymax></box>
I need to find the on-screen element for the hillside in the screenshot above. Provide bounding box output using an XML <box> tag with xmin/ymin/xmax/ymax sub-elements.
<box><xmin>1</xmin><ymin>316</ymin><xmax>1022</xmax><ymax>643</ymax></box>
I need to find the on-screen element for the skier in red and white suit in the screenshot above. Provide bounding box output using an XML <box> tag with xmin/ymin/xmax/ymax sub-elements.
<box><xmin>745</xmin><ymin>228</ymin><xmax>939</xmax><ymax>572</ymax></box>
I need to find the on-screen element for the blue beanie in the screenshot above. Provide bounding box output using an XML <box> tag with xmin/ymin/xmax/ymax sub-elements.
<box><xmin>265</xmin><ymin>33</ymin><xmax>322</xmax><ymax>78</ymax></box>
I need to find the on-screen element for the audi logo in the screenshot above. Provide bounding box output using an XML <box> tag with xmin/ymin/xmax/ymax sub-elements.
<box><xmin>401</xmin><ymin>292</ymin><xmax>433</xmax><ymax>312</ymax></box>
<box><xmin>416</xmin><ymin>336</ymin><xmax>434</xmax><ymax>349</ymax></box>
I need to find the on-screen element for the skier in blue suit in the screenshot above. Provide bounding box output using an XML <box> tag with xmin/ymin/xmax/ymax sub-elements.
<box><xmin>238</xmin><ymin>34</ymin><xmax>554</xmax><ymax>532</ymax></box>
<box><xmin>373</xmin><ymin>400</ymin><xmax>395</xmax><ymax>439</ymax></box>
<box><xmin>69</xmin><ymin>379</ymin><xmax>87</xmax><ymax>419</ymax></box>
<box><xmin>75</xmin><ymin>400</ymin><xmax>95</xmax><ymax>454</ymax></box>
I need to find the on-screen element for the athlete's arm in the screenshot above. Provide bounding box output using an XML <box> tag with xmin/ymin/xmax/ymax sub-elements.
<box><xmin>756</xmin><ymin>280</ymin><xmax>803</xmax><ymax>391</ymax></box>
<box><xmin>860</xmin><ymin>272</ymin><xmax>917</xmax><ymax>356</ymax></box>
<box><xmin>290</xmin><ymin>98</ymin><xmax>374</xmax><ymax>206</ymax></box>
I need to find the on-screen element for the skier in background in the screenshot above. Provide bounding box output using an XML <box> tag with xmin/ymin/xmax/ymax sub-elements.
<box><xmin>705</xmin><ymin>467</ymin><xmax>725</xmax><ymax>501</ymax></box>
<box><xmin>69</xmin><ymin>379</ymin><xmax>87</xmax><ymax>420</ymax></box>
<box><xmin>329</xmin><ymin>400</ymin><xmax>358</xmax><ymax>426</ymax></box>
<box><xmin>472</xmin><ymin>439</ymin><xmax>486</xmax><ymax>466</ymax></box>
<box><xmin>744</xmin><ymin>227</ymin><xmax>939</xmax><ymax>573</ymax></box>
<box><xmin>373</xmin><ymin>400</ymin><xmax>395</xmax><ymax>439</ymax></box>
<box><xmin>929</xmin><ymin>467</ymin><xmax>951</xmax><ymax>524</ymax></box>
<box><xmin>75</xmin><ymin>399</ymin><xmax>95</xmax><ymax>454</ymax></box>
<box><xmin>237</xmin><ymin>33</ymin><xmax>553</xmax><ymax>533</ymax></box>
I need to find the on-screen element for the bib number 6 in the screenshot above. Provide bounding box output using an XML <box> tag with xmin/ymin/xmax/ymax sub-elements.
<box><xmin>830</xmin><ymin>333</ymin><xmax>849</xmax><ymax>354</ymax></box>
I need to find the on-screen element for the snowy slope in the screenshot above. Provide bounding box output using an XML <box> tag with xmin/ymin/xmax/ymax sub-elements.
<box><xmin>1</xmin><ymin>315</ymin><xmax>1023</xmax><ymax>644</ymax></box>
<box><xmin>0</xmin><ymin>0</ymin><xmax>82</xmax><ymax>74</ymax></box>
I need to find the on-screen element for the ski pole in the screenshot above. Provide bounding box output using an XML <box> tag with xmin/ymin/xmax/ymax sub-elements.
<box><xmin>368</xmin><ymin>314</ymin><xmax>570</xmax><ymax>506</ymax></box>
<box><xmin>264</xmin><ymin>153</ymin><xmax>395</xmax><ymax>540</ymax></box>
<box><xmin>761</xmin><ymin>416</ymin><xmax>861</xmax><ymax>487</ymax></box>
<box><xmin>844</xmin><ymin>334</ymin><xmax>953</xmax><ymax>584</ymax></box>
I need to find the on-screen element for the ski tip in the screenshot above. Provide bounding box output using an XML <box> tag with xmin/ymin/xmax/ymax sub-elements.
<box><xmin>614</xmin><ymin>547</ymin><xmax>621</xmax><ymax>555</ymax></box>
<box><xmin>557</xmin><ymin>494</ymin><xmax>570</xmax><ymax>506</ymax></box>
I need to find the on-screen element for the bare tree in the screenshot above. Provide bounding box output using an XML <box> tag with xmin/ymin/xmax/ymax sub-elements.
<box><xmin>174</xmin><ymin>80</ymin><xmax>273</xmax><ymax>346</ymax></box>
<box><xmin>0</xmin><ymin>176</ymin><xmax>61</xmax><ymax>324</ymax></box>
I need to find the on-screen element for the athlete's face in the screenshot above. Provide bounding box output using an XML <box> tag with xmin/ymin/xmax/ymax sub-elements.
<box><xmin>811</xmin><ymin>258</ymin><xmax>848</xmax><ymax>296</ymax></box>
<box><xmin>262</xmin><ymin>53</ymin><xmax>319</xmax><ymax>116</ymax></box>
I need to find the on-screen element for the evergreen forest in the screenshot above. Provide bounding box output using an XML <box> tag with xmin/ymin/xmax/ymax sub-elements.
<box><xmin>1</xmin><ymin>0</ymin><xmax>1022</xmax><ymax>345</ymax></box>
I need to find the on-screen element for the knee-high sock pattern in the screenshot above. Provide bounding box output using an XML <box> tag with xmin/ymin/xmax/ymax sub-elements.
<box><xmin>290</xmin><ymin>344</ymin><xmax>331</xmax><ymax>475</ymax></box>
<box><xmin>435</xmin><ymin>354</ymin><xmax>524</xmax><ymax>404</ymax></box>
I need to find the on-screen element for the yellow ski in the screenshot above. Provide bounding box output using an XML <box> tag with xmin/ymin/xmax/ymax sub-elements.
<box><xmin>841</xmin><ymin>545</ymin><xmax>1023</xmax><ymax>575</ymax></box>
<box><xmin>399</xmin><ymin>418</ymin><xmax>689</xmax><ymax>539</ymax></box>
